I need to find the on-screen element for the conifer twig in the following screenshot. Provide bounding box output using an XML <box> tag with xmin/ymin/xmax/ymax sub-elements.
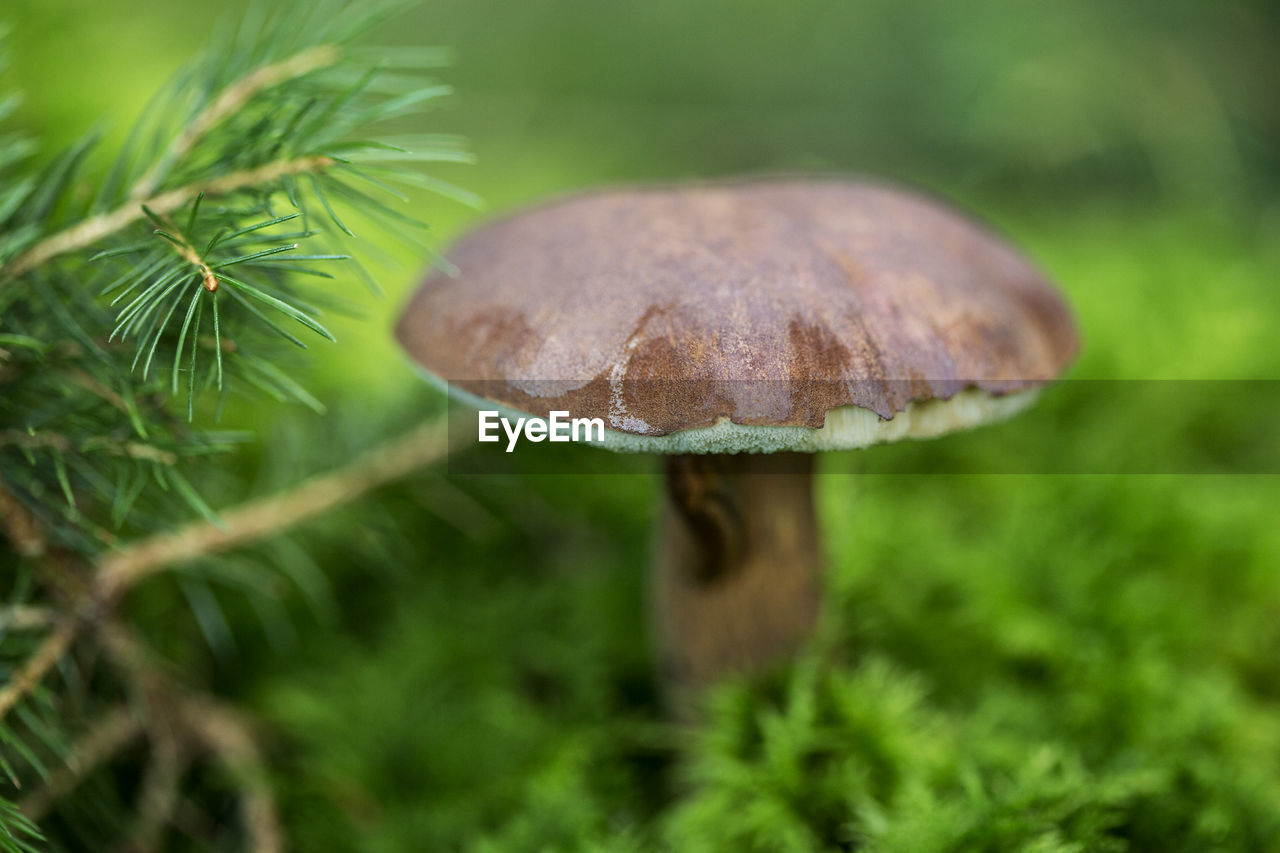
<box><xmin>184</xmin><ymin>700</ymin><xmax>282</xmax><ymax>853</ymax></box>
<box><xmin>0</xmin><ymin>1</ymin><xmax>465</xmax><ymax>839</ymax></box>
<box><xmin>129</xmin><ymin>45</ymin><xmax>342</xmax><ymax>202</ymax></box>
<box><xmin>0</xmin><ymin>419</ymin><xmax>450</xmax><ymax>724</ymax></box>
<box><xmin>0</xmin><ymin>481</ymin><xmax>46</xmax><ymax>558</ymax></box>
<box><xmin>0</xmin><ymin>605</ymin><xmax>58</xmax><ymax>632</ymax></box>
<box><xmin>155</xmin><ymin>211</ymin><xmax>220</xmax><ymax>292</ymax></box>
<box><xmin>65</xmin><ymin>368</ymin><xmax>132</xmax><ymax>417</ymax></box>
<box><xmin>0</xmin><ymin>618</ymin><xmax>79</xmax><ymax>720</ymax></box>
<box><xmin>98</xmin><ymin>418</ymin><xmax>449</xmax><ymax>594</ymax></box>
<box><xmin>131</xmin><ymin>723</ymin><xmax>186</xmax><ymax>852</ymax></box>
<box><xmin>0</xmin><ymin>430</ymin><xmax>178</xmax><ymax>464</ymax></box>
<box><xmin>100</xmin><ymin>622</ymin><xmax>282</xmax><ymax>853</ymax></box>
<box><xmin>19</xmin><ymin>706</ymin><xmax>144</xmax><ymax>822</ymax></box>
<box><xmin>3</xmin><ymin>155</ymin><xmax>334</xmax><ymax>279</ymax></box>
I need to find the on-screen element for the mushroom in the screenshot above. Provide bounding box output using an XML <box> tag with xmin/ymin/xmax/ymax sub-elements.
<box><xmin>396</xmin><ymin>178</ymin><xmax>1078</xmax><ymax>690</ymax></box>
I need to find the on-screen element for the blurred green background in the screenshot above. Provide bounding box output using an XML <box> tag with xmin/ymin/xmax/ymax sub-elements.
<box><xmin>8</xmin><ymin>0</ymin><xmax>1280</xmax><ymax>849</ymax></box>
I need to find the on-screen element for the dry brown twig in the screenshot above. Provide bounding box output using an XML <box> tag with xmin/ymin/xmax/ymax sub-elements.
<box><xmin>131</xmin><ymin>728</ymin><xmax>186</xmax><ymax>853</ymax></box>
<box><xmin>100</xmin><ymin>621</ymin><xmax>283</xmax><ymax>853</ymax></box>
<box><xmin>0</xmin><ymin>480</ymin><xmax>47</xmax><ymax>558</ymax></box>
<box><xmin>184</xmin><ymin>699</ymin><xmax>283</xmax><ymax>853</ymax></box>
<box><xmin>12</xmin><ymin>618</ymin><xmax>283</xmax><ymax>849</ymax></box>
<box><xmin>7</xmin><ymin>622</ymin><xmax>282</xmax><ymax>849</ymax></box>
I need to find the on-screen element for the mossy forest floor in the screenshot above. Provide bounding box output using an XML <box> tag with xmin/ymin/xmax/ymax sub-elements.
<box><xmin>237</xmin><ymin>210</ymin><xmax>1280</xmax><ymax>851</ymax></box>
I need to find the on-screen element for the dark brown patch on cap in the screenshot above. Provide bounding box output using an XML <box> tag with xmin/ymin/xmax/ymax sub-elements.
<box><xmin>396</xmin><ymin>178</ymin><xmax>1079</xmax><ymax>435</ymax></box>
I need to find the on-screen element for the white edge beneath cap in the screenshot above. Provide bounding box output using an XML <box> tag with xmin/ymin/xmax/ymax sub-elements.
<box><xmin>411</xmin><ymin>364</ymin><xmax>1040</xmax><ymax>455</ymax></box>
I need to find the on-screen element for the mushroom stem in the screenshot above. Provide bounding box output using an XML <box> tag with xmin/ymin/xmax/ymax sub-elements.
<box><xmin>654</xmin><ymin>451</ymin><xmax>821</xmax><ymax>690</ymax></box>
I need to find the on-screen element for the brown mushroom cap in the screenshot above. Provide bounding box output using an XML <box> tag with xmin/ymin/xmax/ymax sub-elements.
<box><xmin>396</xmin><ymin>178</ymin><xmax>1078</xmax><ymax>453</ymax></box>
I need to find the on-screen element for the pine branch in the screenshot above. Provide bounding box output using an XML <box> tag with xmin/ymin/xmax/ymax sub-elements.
<box><xmin>128</xmin><ymin>45</ymin><xmax>342</xmax><ymax>202</ymax></box>
<box><xmin>98</xmin><ymin>622</ymin><xmax>282</xmax><ymax>853</ymax></box>
<box><xmin>0</xmin><ymin>419</ymin><xmax>449</xmax><ymax>726</ymax></box>
<box><xmin>0</xmin><ymin>430</ymin><xmax>178</xmax><ymax>464</ymax></box>
<box><xmin>0</xmin><ymin>619</ymin><xmax>78</xmax><ymax>722</ymax></box>
<box><xmin>181</xmin><ymin>701</ymin><xmax>281</xmax><ymax>853</ymax></box>
<box><xmin>18</xmin><ymin>707</ymin><xmax>143</xmax><ymax>822</ymax></box>
<box><xmin>2</xmin><ymin>155</ymin><xmax>334</xmax><ymax>280</ymax></box>
<box><xmin>0</xmin><ymin>483</ymin><xmax>45</xmax><ymax>559</ymax></box>
<box><xmin>130</xmin><ymin>727</ymin><xmax>184</xmax><ymax>853</ymax></box>
<box><xmin>152</xmin><ymin>206</ymin><xmax>220</xmax><ymax>292</ymax></box>
<box><xmin>0</xmin><ymin>0</ymin><xmax>471</xmax><ymax>550</ymax></box>
<box><xmin>0</xmin><ymin>607</ymin><xmax>56</xmax><ymax>633</ymax></box>
<box><xmin>0</xmin><ymin>2</ymin><xmax>469</xmax><ymax>841</ymax></box>
<box><xmin>98</xmin><ymin>419</ymin><xmax>449</xmax><ymax>593</ymax></box>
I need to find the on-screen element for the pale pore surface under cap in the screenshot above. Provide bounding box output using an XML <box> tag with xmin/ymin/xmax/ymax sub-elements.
<box><xmin>435</xmin><ymin>369</ymin><xmax>1039</xmax><ymax>455</ymax></box>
